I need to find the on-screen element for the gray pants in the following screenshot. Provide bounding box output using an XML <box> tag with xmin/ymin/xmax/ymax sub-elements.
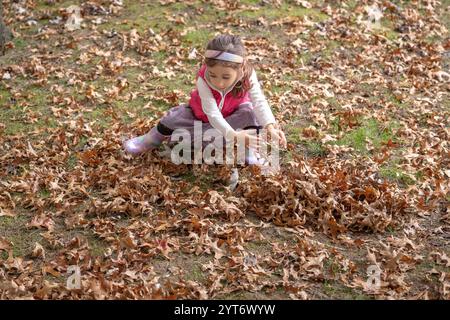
<box><xmin>156</xmin><ymin>103</ymin><xmax>264</xmax><ymax>165</ymax></box>
<box><xmin>158</xmin><ymin>103</ymin><xmax>261</xmax><ymax>147</ymax></box>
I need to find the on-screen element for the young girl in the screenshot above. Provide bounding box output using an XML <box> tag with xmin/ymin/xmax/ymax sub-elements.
<box><xmin>123</xmin><ymin>34</ymin><xmax>286</xmax><ymax>164</ymax></box>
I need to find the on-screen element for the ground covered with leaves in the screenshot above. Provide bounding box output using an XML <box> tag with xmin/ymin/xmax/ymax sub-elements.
<box><xmin>0</xmin><ymin>0</ymin><xmax>449</xmax><ymax>299</ymax></box>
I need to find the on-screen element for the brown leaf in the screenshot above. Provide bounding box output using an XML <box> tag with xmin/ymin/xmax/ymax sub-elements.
<box><xmin>27</xmin><ymin>214</ymin><xmax>55</xmax><ymax>231</ymax></box>
<box><xmin>0</xmin><ymin>237</ymin><xmax>12</xmax><ymax>251</ymax></box>
<box><xmin>32</xmin><ymin>242</ymin><xmax>46</xmax><ymax>259</ymax></box>
<box><xmin>0</xmin><ymin>207</ymin><xmax>16</xmax><ymax>217</ymax></box>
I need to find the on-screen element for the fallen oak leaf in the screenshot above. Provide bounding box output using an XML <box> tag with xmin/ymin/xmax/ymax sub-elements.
<box><xmin>155</xmin><ymin>238</ymin><xmax>172</xmax><ymax>258</ymax></box>
<box><xmin>34</xmin><ymin>280</ymin><xmax>59</xmax><ymax>300</ymax></box>
<box><xmin>32</xmin><ymin>242</ymin><xmax>46</xmax><ymax>259</ymax></box>
<box><xmin>367</xmin><ymin>248</ymin><xmax>380</xmax><ymax>268</ymax></box>
<box><xmin>4</xmin><ymin>256</ymin><xmax>26</xmax><ymax>272</ymax></box>
<box><xmin>78</xmin><ymin>149</ymin><xmax>101</xmax><ymax>166</ymax></box>
<box><xmin>430</xmin><ymin>251</ymin><xmax>450</xmax><ymax>268</ymax></box>
<box><xmin>26</xmin><ymin>214</ymin><xmax>55</xmax><ymax>231</ymax></box>
<box><xmin>0</xmin><ymin>237</ymin><xmax>12</xmax><ymax>251</ymax></box>
<box><xmin>210</xmin><ymin>240</ymin><xmax>225</xmax><ymax>260</ymax></box>
<box><xmin>0</xmin><ymin>207</ymin><xmax>16</xmax><ymax>217</ymax></box>
<box><xmin>42</xmin><ymin>264</ymin><xmax>61</xmax><ymax>277</ymax></box>
<box><xmin>120</xmin><ymin>230</ymin><xmax>137</xmax><ymax>249</ymax></box>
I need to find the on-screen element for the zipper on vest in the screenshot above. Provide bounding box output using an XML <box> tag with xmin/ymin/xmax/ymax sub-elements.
<box><xmin>218</xmin><ymin>92</ymin><xmax>225</xmax><ymax>110</ymax></box>
<box><xmin>218</xmin><ymin>86</ymin><xmax>234</xmax><ymax>111</ymax></box>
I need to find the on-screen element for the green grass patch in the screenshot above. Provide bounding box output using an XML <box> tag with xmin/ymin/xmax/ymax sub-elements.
<box><xmin>380</xmin><ymin>19</ymin><xmax>399</xmax><ymax>41</ymax></box>
<box><xmin>286</xmin><ymin>125</ymin><xmax>303</xmax><ymax>145</ymax></box>
<box><xmin>323</xmin><ymin>280</ymin><xmax>371</xmax><ymax>299</ymax></box>
<box><xmin>151</xmin><ymin>51</ymin><xmax>169</xmax><ymax>64</ymax></box>
<box><xmin>183</xmin><ymin>29</ymin><xmax>215</xmax><ymax>47</ymax></box>
<box><xmin>344</xmin><ymin>0</ymin><xmax>359</xmax><ymax>10</ymax></box>
<box><xmin>39</xmin><ymin>188</ymin><xmax>51</xmax><ymax>199</ymax></box>
<box><xmin>239</xmin><ymin>3</ymin><xmax>329</xmax><ymax>22</ymax></box>
<box><xmin>195</xmin><ymin>4</ymin><xmax>228</xmax><ymax>24</ymax></box>
<box><xmin>0</xmin><ymin>90</ymin><xmax>54</xmax><ymax>135</ymax></box>
<box><xmin>335</xmin><ymin>118</ymin><xmax>399</xmax><ymax>153</ymax></box>
<box><xmin>0</xmin><ymin>214</ymin><xmax>43</xmax><ymax>258</ymax></box>
<box><xmin>296</xmin><ymin>50</ymin><xmax>314</xmax><ymax>65</ymax></box>
<box><xmin>320</xmin><ymin>40</ymin><xmax>341</xmax><ymax>60</ymax></box>
<box><xmin>245</xmin><ymin>239</ymin><xmax>272</xmax><ymax>254</ymax></box>
<box><xmin>378</xmin><ymin>155</ymin><xmax>419</xmax><ymax>186</ymax></box>
<box><xmin>185</xmin><ymin>263</ymin><xmax>208</xmax><ymax>283</ymax></box>
<box><xmin>87</xmin><ymin>234</ymin><xmax>109</xmax><ymax>257</ymax></box>
<box><xmin>379</xmin><ymin>165</ymin><xmax>416</xmax><ymax>185</ymax></box>
<box><xmin>178</xmin><ymin>169</ymin><xmax>218</xmax><ymax>193</ymax></box>
<box><xmin>12</xmin><ymin>37</ymin><xmax>27</xmax><ymax>50</ymax></box>
<box><xmin>302</xmin><ymin>140</ymin><xmax>327</xmax><ymax>157</ymax></box>
<box><xmin>110</xmin><ymin>1</ymin><xmax>192</xmax><ymax>33</ymax></box>
<box><xmin>240</xmin><ymin>0</ymin><xmax>260</xmax><ymax>4</ymax></box>
<box><xmin>66</xmin><ymin>153</ymin><xmax>78</xmax><ymax>170</ymax></box>
<box><xmin>34</xmin><ymin>0</ymin><xmax>79</xmax><ymax>10</ymax></box>
<box><xmin>286</xmin><ymin>123</ymin><xmax>327</xmax><ymax>157</ymax></box>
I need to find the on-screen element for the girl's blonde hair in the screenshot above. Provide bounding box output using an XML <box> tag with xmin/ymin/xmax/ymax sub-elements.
<box><xmin>204</xmin><ymin>34</ymin><xmax>253</xmax><ymax>98</ymax></box>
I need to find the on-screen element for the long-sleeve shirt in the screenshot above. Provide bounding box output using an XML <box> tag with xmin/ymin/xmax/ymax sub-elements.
<box><xmin>197</xmin><ymin>69</ymin><xmax>276</xmax><ymax>139</ymax></box>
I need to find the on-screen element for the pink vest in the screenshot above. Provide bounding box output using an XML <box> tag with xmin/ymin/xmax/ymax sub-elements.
<box><xmin>189</xmin><ymin>65</ymin><xmax>250</xmax><ymax>123</ymax></box>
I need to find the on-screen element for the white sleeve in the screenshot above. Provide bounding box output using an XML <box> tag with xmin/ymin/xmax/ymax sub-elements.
<box><xmin>197</xmin><ymin>77</ymin><xmax>236</xmax><ymax>139</ymax></box>
<box><xmin>248</xmin><ymin>70</ymin><xmax>276</xmax><ymax>127</ymax></box>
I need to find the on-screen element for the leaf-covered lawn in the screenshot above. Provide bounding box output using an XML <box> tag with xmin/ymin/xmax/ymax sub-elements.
<box><xmin>0</xmin><ymin>0</ymin><xmax>449</xmax><ymax>299</ymax></box>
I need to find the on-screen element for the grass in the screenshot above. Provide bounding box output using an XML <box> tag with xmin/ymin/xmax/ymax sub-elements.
<box><xmin>99</xmin><ymin>0</ymin><xmax>193</xmax><ymax>33</ymax></box>
<box><xmin>178</xmin><ymin>169</ymin><xmax>219</xmax><ymax>193</ymax></box>
<box><xmin>38</xmin><ymin>188</ymin><xmax>51</xmax><ymax>199</ymax></box>
<box><xmin>302</xmin><ymin>140</ymin><xmax>327</xmax><ymax>157</ymax></box>
<box><xmin>344</xmin><ymin>0</ymin><xmax>359</xmax><ymax>10</ymax></box>
<box><xmin>183</xmin><ymin>29</ymin><xmax>215</xmax><ymax>47</ymax></box>
<box><xmin>324</xmin><ymin>257</ymin><xmax>342</xmax><ymax>276</ymax></box>
<box><xmin>35</xmin><ymin>0</ymin><xmax>78</xmax><ymax>9</ymax></box>
<box><xmin>66</xmin><ymin>153</ymin><xmax>79</xmax><ymax>170</ymax></box>
<box><xmin>319</xmin><ymin>40</ymin><xmax>341</xmax><ymax>61</ymax></box>
<box><xmin>82</xmin><ymin>108</ymin><xmax>112</xmax><ymax>129</ymax></box>
<box><xmin>379</xmin><ymin>19</ymin><xmax>400</xmax><ymax>41</ymax></box>
<box><xmin>379</xmin><ymin>164</ymin><xmax>416</xmax><ymax>186</ymax></box>
<box><xmin>286</xmin><ymin>124</ymin><xmax>304</xmax><ymax>145</ymax></box>
<box><xmin>0</xmin><ymin>214</ymin><xmax>43</xmax><ymax>259</ymax></box>
<box><xmin>12</xmin><ymin>38</ymin><xmax>28</xmax><ymax>50</ymax></box>
<box><xmin>245</xmin><ymin>239</ymin><xmax>273</xmax><ymax>255</ymax></box>
<box><xmin>239</xmin><ymin>3</ymin><xmax>329</xmax><ymax>22</ymax></box>
<box><xmin>335</xmin><ymin>118</ymin><xmax>400</xmax><ymax>154</ymax></box>
<box><xmin>185</xmin><ymin>263</ymin><xmax>208</xmax><ymax>283</ymax></box>
<box><xmin>322</xmin><ymin>280</ymin><xmax>371</xmax><ymax>299</ymax></box>
<box><xmin>286</xmin><ymin>124</ymin><xmax>328</xmax><ymax>157</ymax></box>
<box><xmin>87</xmin><ymin>234</ymin><xmax>109</xmax><ymax>257</ymax></box>
<box><xmin>0</xmin><ymin>81</ymin><xmax>59</xmax><ymax>135</ymax></box>
<box><xmin>240</xmin><ymin>0</ymin><xmax>260</xmax><ymax>5</ymax></box>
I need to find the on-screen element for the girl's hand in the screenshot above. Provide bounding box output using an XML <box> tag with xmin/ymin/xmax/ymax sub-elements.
<box><xmin>234</xmin><ymin>129</ymin><xmax>262</xmax><ymax>149</ymax></box>
<box><xmin>265</xmin><ymin>124</ymin><xmax>287</xmax><ymax>148</ymax></box>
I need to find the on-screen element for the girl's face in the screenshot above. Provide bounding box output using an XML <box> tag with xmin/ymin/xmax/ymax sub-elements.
<box><xmin>207</xmin><ymin>64</ymin><xmax>241</xmax><ymax>91</ymax></box>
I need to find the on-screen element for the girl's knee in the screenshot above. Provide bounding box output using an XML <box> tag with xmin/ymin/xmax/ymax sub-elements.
<box><xmin>236</xmin><ymin>103</ymin><xmax>255</xmax><ymax>118</ymax></box>
<box><xmin>238</xmin><ymin>102</ymin><xmax>253</xmax><ymax>111</ymax></box>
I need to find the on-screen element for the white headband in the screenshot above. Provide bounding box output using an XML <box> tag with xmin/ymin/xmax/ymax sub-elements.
<box><xmin>204</xmin><ymin>50</ymin><xmax>244</xmax><ymax>63</ymax></box>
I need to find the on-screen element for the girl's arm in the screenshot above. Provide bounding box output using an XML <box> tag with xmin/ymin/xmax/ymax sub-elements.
<box><xmin>197</xmin><ymin>77</ymin><xmax>236</xmax><ymax>139</ymax></box>
<box><xmin>248</xmin><ymin>70</ymin><xmax>276</xmax><ymax>127</ymax></box>
<box><xmin>198</xmin><ymin>78</ymin><xmax>260</xmax><ymax>148</ymax></box>
<box><xmin>248</xmin><ymin>70</ymin><xmax>287</xmax><ymax>147</ymax></box>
